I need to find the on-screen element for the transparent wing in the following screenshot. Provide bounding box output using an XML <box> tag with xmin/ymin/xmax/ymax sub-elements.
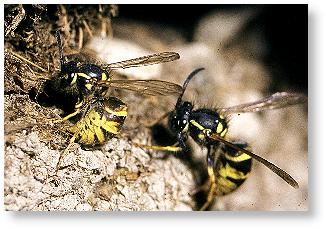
<box><xmin>220</xmin><ymin>92</ymin><xmax>307</xmax><ymax>114</ymax></box>
<box><xmin>207</xmin><ymin>132</ymin><xmax>299</xmax><ymax>189</ymax></box>
<box><xmin>103</xmin><ymin>52</ymin><xmax>180</xmax><ymax>70</ymax></box>
<box><xmin>98</xmin><ymin>79</ymin><xmax>183</xmax><ymax>96</ymax></box>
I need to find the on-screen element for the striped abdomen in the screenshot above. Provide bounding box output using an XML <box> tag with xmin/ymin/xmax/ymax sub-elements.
<box><xmin>69</xmin><ymin>97</ymin><xmax>127</xmax><ymax>147</ymax></box>
<box><xmin>214</xmin><ymin>141</ymin><xmax>252</xmax><ymax>195</ymax></box>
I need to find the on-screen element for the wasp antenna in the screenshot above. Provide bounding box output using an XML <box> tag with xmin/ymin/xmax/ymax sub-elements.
<box><xmin>176</xmin><ymin>67</ymin><xmax>205</xmax><ymax>106</ymax></box>
<box><xmin>55</xmin><ymin>30</ymin><xmax>65</xmax><ymax>67</ymax></box>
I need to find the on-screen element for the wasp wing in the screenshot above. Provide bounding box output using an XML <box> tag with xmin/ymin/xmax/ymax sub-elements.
<box><xmin>98</xmin><ymin>79</ymin><xmax>183</xmax><ymax>96</ymax></box>
<box><xmin>207</xmin><ymin>133</ymin><xmax>299</xmax><ymax>189</ymax></box>
<box><xmin>103</xmin><ymin>52</ymin><xmax>180</xmax><ymax>70</ymax></box>
<box><xmin>220</xmin><ymin>92</ymin><xmax>307</xmax><ymax>114</ymax></box>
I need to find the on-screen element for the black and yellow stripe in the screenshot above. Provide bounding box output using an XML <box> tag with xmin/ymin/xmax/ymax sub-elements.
<box><xmin>69</xmin><ymin>97</ymin><xmax>127</xmax><ymax>147</ymax></box>
<box><xmin>214</xmin><ymin>142</ymin><xmax>252</xmax><ymax>196</ymax></box>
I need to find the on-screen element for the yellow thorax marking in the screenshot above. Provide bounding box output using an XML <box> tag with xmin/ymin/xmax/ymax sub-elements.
<box><xmin>70</xmin><ymin>73</ymin><xmax>78</xmax><ymax>85</ymax></box>
<box><xmin>216</xmin><ymin>122</ymin><xmax>224</xmax><ymax>134</ymax></box>
<box><xmin>220</xmin><ymin>128</ymin><xmax>228</xmax><ymax>137</ymax></box>
<box><xmin>101</xmin><ymin>72</ymin><xmax>107</xmax><ymax>81</ymax></box>
<box><xmin>77</xmin><ymin>72</ymin><xmax>92</xmax><ymax>79</ymax></box>
<box><xmin>190</xmin><ymin>120</ymin><xmax>204</xmax><ymax>130</ymax></box>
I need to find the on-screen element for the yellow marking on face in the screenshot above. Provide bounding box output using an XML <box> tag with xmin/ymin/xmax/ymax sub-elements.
<box><xmin>190</xmin><ymin>120</ymin><xmax>204</xmax><ymax>130</ymax></box>
<box><xmin>216</xmin><ymin>122</ymin><xmax>224</xmax><ymax>134</ymax></box>
<box><xmin>182</xmin><ymin>123</ymin><xmax>189</xmax><ymax>133</ymax></box>
<box><xmin>104</xmin><ymin>106</ymin><xmax>128</xmax><ymax>117</ymax></box>
<box><xmin>70</xmin><ymin>73</ymin><xmax>78</xmax><ymax>85</ymax></box>
<box><xmin>77</xmin><ymin>72</ymin><xmax>91</xmax><ymax>79</ymax></box>
<box><xmin>220</xmin><ymin>128</ymin><xmax>228</xmax><ymax>137</ymax></box>
<box><xmin>225</xmin><ymin>152</ymin><xmax>251</xmax><ymax>162</ymax></box>
<box><xmin>218</xmin><ymin>163</ymin><xmax>250</xmax><ymax>180</ymax></box>
<box><xmin>85</xmin><ymin>83</ymin><xmax>93</xmax><ymax>90</ymax></box>
<box><xmin>101</xmin><ymin>72</ymin><xmax>107</xmax><ymax>81</ymax></box>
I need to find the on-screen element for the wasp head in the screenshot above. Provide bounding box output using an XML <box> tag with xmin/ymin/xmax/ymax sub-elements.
<box><xmin>169</xmin><ymin>101</ymin><xmax>193</xmax><ymax>135</ymax></box>
<box><xmin>167</xmin><ymin>67</ymin><xmax>205</xmax><ymax>151</ymax></box>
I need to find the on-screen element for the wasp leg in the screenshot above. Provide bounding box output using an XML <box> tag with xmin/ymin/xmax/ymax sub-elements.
<box><xmin>133</xmin><ymin>142</ymin><xmax>182</xmax><ymax>153</ymax></box>
<box><xmin>49</xmin><ymin>99</ymin><xmax>85</xmax><ymax>124</ymax></box>
<box><xmin>49</xmin><ymin>108</ymin><xmax>81</xmax><ymax>124</ymax></box>
<box><xmin>199</xmin><ymin>148</ymin><xmax>217</xmax><ymax>211</ymax></box>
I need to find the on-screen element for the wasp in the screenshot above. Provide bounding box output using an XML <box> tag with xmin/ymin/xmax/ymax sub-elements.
<box><xmin>43</xmin><ymin>31</ymin><xmax>182</xmax><ymax>148</ymax></box>
<box><xmin>135</xmin><ymin>68</ymin><xmax>307</xmax><ymax>210</ymax></box>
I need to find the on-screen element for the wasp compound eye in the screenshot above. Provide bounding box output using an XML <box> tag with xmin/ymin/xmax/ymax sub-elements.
<box><xmin>169</xmin><ymin>101</ymin><xmax>193</xmax><ymax>135</ymax></box>
<box><xmin>61</xmin><ymin>61</ymin><xmax>78</xmax><ymax>75</ymax></box>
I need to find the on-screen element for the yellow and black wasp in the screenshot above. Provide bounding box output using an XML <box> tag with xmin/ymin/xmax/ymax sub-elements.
<box><xmin>44</xmin><ymin>30</ymin><xmax>183</xmax><ymax>148</ymax></box>
<box><xmin>136</xmin><ymin>67</ymin><xmax>307</xmax><ymax>210</ymax></box>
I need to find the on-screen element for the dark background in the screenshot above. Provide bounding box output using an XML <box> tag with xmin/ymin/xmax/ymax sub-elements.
<box><xmin>118</xmin><ymin>4</ymin><xmax>308</xmax><ymax>94</ymax></box>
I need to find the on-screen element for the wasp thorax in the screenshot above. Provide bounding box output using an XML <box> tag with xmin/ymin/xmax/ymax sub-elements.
<box><xmin>78</xmin><ymin>64</ymin><xmax>104</xmax><ymax>80</ymax></box>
